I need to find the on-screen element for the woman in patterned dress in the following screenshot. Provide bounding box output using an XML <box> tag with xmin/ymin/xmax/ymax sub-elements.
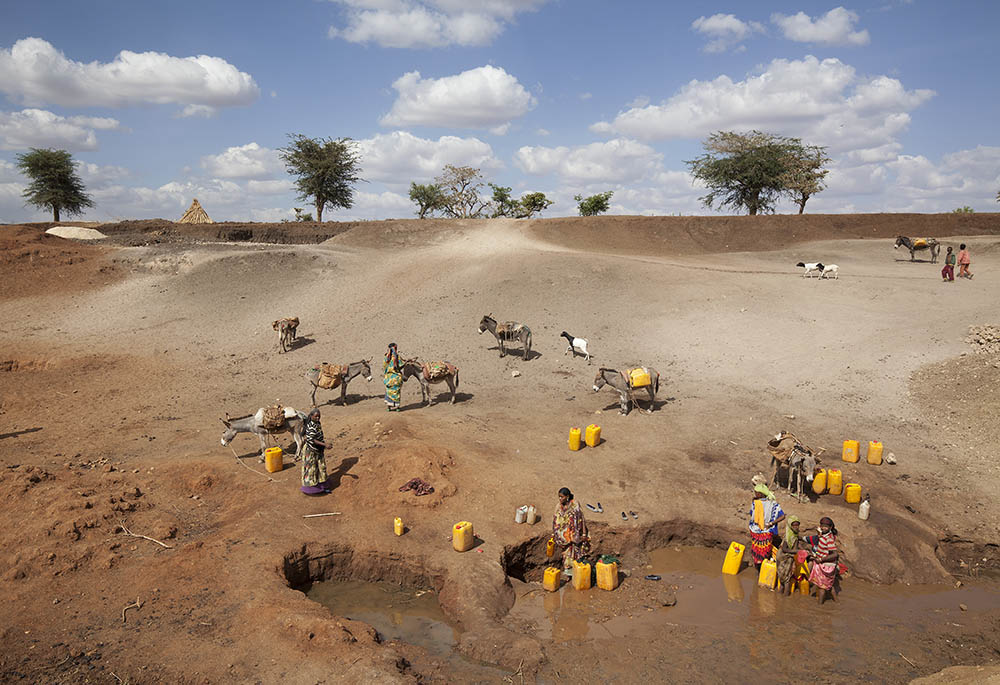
<box><xmin>553</xmin><ymin>487</ymin><xmax>591</xmax><ymax>570</ymax></box>
<box><xmin>748</xmin><ymin>484</ymin><xmax>785</xmax><ymax>568</ymax></box>
<box><xmin>808</xmin><ymin>516</ymin><xmax>840</xmax><ymax>604</ymax></box>
<box><xmin>301</xmin><ymin>408</ymin><xmax>332</xmax><ymax>495</ymax></box>
<box><xmin>383</xmin><ymin>343</ymin><xmax>403</xmax><ymax>411</ymax></box>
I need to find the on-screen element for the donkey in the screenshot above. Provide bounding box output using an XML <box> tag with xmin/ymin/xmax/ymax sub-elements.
<box><xmin>478</xmin><ymin>314</ymin><xmax>533</xmax><ymax>360</ymax></box>
<box><xmin>220</xmin><ymin>407</ymin><xmax>306</xmax><ymax>461</ymax></box>
<box><xmin>305</xmin><ymin>359</ymin><xmax>373</xmax><ymax>406</ymax></box>
<box><xmin>767</xmin><ymin>431</ymin><xmax>821</xmax><ymax>503</ymax></box>
<box><xmin>400</xmin><ymin>359</ymin><xmax>460</xmax><ymax>405</ymax></box>
<box><xmin>272</xmin><ymin>317</ymin><xmax>299</xmax><ymax>353</ymax></box>
<box><xmin>894</xmin><ymin>236</ymin><xmax>941</xmax><ymax>263</ymax></box>
<box><xmin>593</xmin><ymin>367</ymin><xmax>660</xmax><ymax>415</ymax></box>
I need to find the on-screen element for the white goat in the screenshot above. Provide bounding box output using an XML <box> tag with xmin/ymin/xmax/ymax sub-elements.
<box><xmin>796</xmin><ymin>261</ymin><xmax>824</xmax><ymax>278</ymax></box>
<box><xmin>819</xmin><ymin>264</ymin><xmax>839</xmax><ymax>280</ymax></box>
<box><xmin>560</xmin><ymin>331</ymin><xmax>591</xmax><ymax>363</ymax></box>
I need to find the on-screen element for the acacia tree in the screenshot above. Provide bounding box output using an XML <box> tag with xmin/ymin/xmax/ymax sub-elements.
<box><xmin>15</xmin><ymin>148</ymin><xmax>94</xmax><ymax>222</ymax></box>
<box><xmin>518</xmin><ymin>191</ymin><xmax>553</xmax><ymax>218</ymax></box>
<box><xmin>488</xmin><ymin>184</ymin><xmax>553</xmax><ymax>218</ymax></box>
<box><xmin>686</xmin><ymin>131</ymin><xmax>801</xmax><ymax>215</ymax></box>
<box><xmin>408</xmin><ymin>182</ymin><xmax>446</xmax><ymax>219</ymax></box>
<box><xmin>278</xmin><ymin>134</ymin><xmax>362</xmax><ymax>222</ymax></box>
<box><xmin>435</xmin><ymin>165</ymin><xmax>490</xmax><ymax>218</ymax></box>
<box><xmin>781</xmin><ymin>143</ymin><xmax>831</xmax><ymax>214</ymax></box>
<box><xmin>574</xmin><ymin>190</ymin><xmax>614</xmax><ymax>216</ymax></box>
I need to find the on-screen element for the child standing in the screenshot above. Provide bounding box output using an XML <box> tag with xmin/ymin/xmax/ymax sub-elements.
<box><xmin>957</xmin><ymin>243</ymin><xmax>973</xmax><ymax>279</ymax></box>
<box><xmin>942</xmin><ymin>246</ymin><xmax>956</xmax><ymax>282</ymax></box>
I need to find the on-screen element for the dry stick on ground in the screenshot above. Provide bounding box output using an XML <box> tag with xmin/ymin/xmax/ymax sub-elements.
<box><xmin>302</xmin><ymin>512</ymin><xmax>341</xmax><ymax>518</ymax></box>
<box><xmin>899</xmin><ymin>653</ymin><xmax>917</xmax><ymax>668</ymax></box>
<box><xmin>229</xmin><ymin>444</ymin><xmax>276</xmax><ymax>481</ymax></box>
<box><xmin>122</xmin><ymin>597</ymin><xmax>143</xmax><ymax>623</ymax></box>
<box><xmin>118</xmin><ymin>520</ymin><xmax>172</xmax><ymax>549</ymax></box>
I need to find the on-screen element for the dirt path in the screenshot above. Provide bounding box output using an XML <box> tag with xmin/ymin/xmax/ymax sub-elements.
<box><xmin>1</xmin><ymin>217</ymin><xmax>998</xmax><ymax>682</ymax></box>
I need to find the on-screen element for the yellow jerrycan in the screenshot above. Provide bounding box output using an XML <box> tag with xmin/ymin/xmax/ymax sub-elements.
<box><xmin>842</xmin><ymin>439</ymin><xmax>860</xmax><ymax>463</ymax></box>
<box><xmin>596</xmin><ymin>559</ymin><xmax>619</xmax><ymax>591</ymax></box>
<box><xmin>452</xmin><ymin>521</ymin><xmax>474</xmax><ymax>552</ymax></box>
<box><xmin>844</xmin><ymin>483</ymin><xmax>862</xmax><ymax>504</ymax></box>
<box><xmin>722</xmin><ymin>541</ymin><xmax>745</xmax><ymax>575</ymax></box>
<box><xmin>568</xmin><ymin>427</ymin><xmax>582</xmax><ymax>451</ymax></box>
<box><xmin>543</xmin><ymin>567</ymin><xmax>562</xmax><ymax>592</ymax></box>
<box><xmin>394</xmin><ymin>517</ymin><xmax>404</xmax><ymax>536</ymax></box>
<box><xmin>812</xmin><ymin>468</ymin><xmax>828</xmax><ymax>495</ymax></box>
<box><xmin>826</xmin><ymin>468</ymin><xmax>843</xmax><ymax>496</ymax></box>
<box><xmin>264</xmin><ymin>447</ymin><xmax>283</xmax><ymax>473</ymax></box>
<box><xmin>572</xmin><ymin>560</ymin><xmax>592</xmax><ymax>590</ymax></box>
<box><xmin>758</xmin><ymin>558</ymin><xmax>777</xmax><ymax>590</ymax></box>
<box><xmin>585</xmin><ymin>424</ymin><xmax>601</xmax><ymax>447</ymax></box>
<box><xmin>546</xmin><ymin>537</ymin><xmax>555</xmax><ymax>558</ymax></box>
<box><xmin>867</xmin><ymin>440</ymin><xmax>883</xmax><ymax>465</ymax></box>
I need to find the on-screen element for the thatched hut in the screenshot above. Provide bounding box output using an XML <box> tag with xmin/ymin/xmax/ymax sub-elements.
<box><xmin>178</xmin><ymin>198</ymin><xmax>213</xmax><ymax>224</ymax></box>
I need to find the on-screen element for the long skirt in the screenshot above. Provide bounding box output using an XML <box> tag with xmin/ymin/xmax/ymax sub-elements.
<box><xmin>301</xmin><ymin>445</ymin><xmax>329</xmax><ymax>494</ymax></box>
<box><xmin>809</xmin><ymin>561</ymin><xmax>838</xmax><ymax>590</ymax></box>
<box><xmin>750</xmin><ymin>529</ymin><xmax>774</xmax><ymax>565</ymax></box>
<box><xmin>560</xmin><ymin>538</ymin><xmax>592</xmax><ymax>569</ymax></box>
<box><xmin>384</xmin><ymin>371</ymin><xmax>402</xmax><ymax>407</ymax></box>
<box><xmin>776</xmin><ymin>550</ymin><xmax>796</xmax><ymax>585</ymax></box>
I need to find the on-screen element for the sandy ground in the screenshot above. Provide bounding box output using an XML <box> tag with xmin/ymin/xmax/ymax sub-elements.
<box><xmin>1</xmin><ymin>215</ymin><xmax>999</xmax><ymax>683</ymax></box>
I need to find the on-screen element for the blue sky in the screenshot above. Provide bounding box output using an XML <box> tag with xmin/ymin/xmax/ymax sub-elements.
<box><xmin>1</xmin><ymin>0</ymin><xmax>998</xmax><ymax>222</ymax></box>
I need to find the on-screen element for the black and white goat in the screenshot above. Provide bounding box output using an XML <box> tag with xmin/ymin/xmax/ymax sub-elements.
<box><xmin>819</xmin><ymin>264</ymin><xmax>839</xmax><ymax>280</ymax></box>
<box><xmin>560</xmin><ymin>331</ymin><xmax>591</xmax><ymax>363</ymax></box>
<box><xmin>796</xmin><ymin>261</ymin><xmax>824</xmax><ymax>278</ymax></box>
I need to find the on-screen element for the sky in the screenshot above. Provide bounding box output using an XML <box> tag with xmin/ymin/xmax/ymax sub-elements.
<box><xmin>1</xmin><ymin>0</ymin><xmax>998</xmax><ymax>223</ymax></box>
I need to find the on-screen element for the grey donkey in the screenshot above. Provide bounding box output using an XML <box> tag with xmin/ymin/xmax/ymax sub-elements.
<box><xmin>767</xmin><ymin>431</ymin><xmax>821</xmax><ymax>503</ymax></box>
<box><xmin>220</xmin><ymin>407</ymin><xmax>306</xmax><ymax>461</ymax></box>
<box><xmin>400</xmin><ymin>359</ymin><xmax>460</xmax><ymax>405</ymax></box>
<box><xmin>593</xmin><ymin>367</ymin><xmax>660</xmax><ymax>415</ymax></box>
<box><xmin>478</xmin><ymin>314</ymin><xmax>533</xmax><ymax>360</ymax></box>
<box><xmin>305</xmin><ymin>359</ymin><xmax>373</xmax><ymax>407</ymax></box>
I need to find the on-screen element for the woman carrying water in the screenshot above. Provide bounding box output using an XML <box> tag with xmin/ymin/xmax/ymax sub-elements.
<box><xmin>383</xmin><ymin>342</ymin><xmax>403</xmax><ymax>411</ymax></box>
<box><xmin>808</xmin><ymin>516</ymin><xmax>840</xmax><ymax>604</ymax></box>
<box><xmin>301</xmin><ymin>408</ymin><xmax>333</xmax><ymax>495</ymax></box>
<box><xmin>748</xmin><ymin>484</ymin><xmax>785</xmax><ymax>568</ymax></box>
<box><xmin>553</xmin><ymin>487</ymin><xmax>591</xmax><ymax>570</ymax></box>
<box><xmin>777</xmin><ymin>515</ymin><xmax>803</xmax><ymax>595</ymax></box>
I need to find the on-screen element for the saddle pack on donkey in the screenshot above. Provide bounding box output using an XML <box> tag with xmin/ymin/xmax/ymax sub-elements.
<box><xmin>423</xmin><ymin>361</ymin><xmax>453</xmax><ymax>381</ymax></box>
<box><xmin>627</xmin><ymin>367</ymin><xmax>652</xmax><ymax>388</ymax></box>
<box><xmin>259</xmin><ymin>404</ymin><xmax>286</xmax><ymax>430</ymax></box>
<box><xmin>496</xmin><ymin>322</ymin><xmax>526</xmax><ymax>339</ymax></box>
<box><xmin>912</xmin><ymin>238</ymin><xmax>929</xmax><ymax>248</ymax></box>
<box><xmin>315</xmin><ymin>363</ymin><xmax>344</xmax><ymax>389</ymax></box>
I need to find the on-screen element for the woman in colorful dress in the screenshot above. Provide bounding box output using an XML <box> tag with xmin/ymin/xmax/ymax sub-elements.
<box><xmin>776</xmin><ymin>515</ymin><xmax>802</xmax><ymax>595</ymax></box>
<box><xmin>808</xmin><ymin>516</ymin><xmax>840</xmax><ymax>604</ymax></box>
<box><xmin>301</xmin><ymin>408</ymin><xmax>333</xmax><ymax>495</ymax></box>
<box><xmin>552</xmin><ymin>487</ymin><xmax>591</xmax><ymax>570</ymax></box>
<box><xmin>747</xmin><ymin>484</ymin><xmax>785</xmax><ymax>568</ymax></box>
<box><xmin>382</xmin><ymin>343</ymin><xmax>403</xmax><ymax>411</ymax></box>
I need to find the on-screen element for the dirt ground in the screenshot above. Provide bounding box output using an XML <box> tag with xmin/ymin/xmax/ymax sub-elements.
<box><xmin>2</xmin><ymin>213</ymin><xmax>999</xmax><ymax>683</ymax></box>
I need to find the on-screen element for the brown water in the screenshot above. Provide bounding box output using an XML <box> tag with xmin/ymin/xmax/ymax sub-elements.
<box><xmin>507</xmin><ymin>546</ymin><xmax>1000</xmax><ymax>683</ymax></box>
<box><xmin>305</xmin><ymin>580</ymin><xmax>458</xmax><ymax>656</ymax></box>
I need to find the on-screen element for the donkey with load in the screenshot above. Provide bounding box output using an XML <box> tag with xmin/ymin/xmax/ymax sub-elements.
<box><xmin>305</xmin><ymin>360</ymin><xmax>373</xmax><ymax>406</ymax></box>
<box><xmin>220</xmin><ymin>405</ymin><xmax>306</xmax><ymax>461</ymax></box>
<box><xmin>767</xmin><ymin>431</ymin><xmax>822</xmax><ymax>503</ymax></box>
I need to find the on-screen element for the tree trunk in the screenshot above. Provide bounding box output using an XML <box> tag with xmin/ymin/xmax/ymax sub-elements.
<box><xmin>797</xmin><ymin>192</ymin><xmax>809</xmax><ymax>214</ymax></box>
<box><xmin>53</xmin><ymin>205</ymin><xmax>60</xmax><ymax>222</ymax></box>
<box><xmin>315</xmin><ymin>199</ymin><xmax>324</xmax><ymax>223</ymax></box>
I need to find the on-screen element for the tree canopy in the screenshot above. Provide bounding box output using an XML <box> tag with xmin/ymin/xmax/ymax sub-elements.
<box><xmin>434</xmin><ymin>165</ymin><xmax>490</xmax><ymax>218</ymax></box>
<box><xmin>574</xmin><ymin>191</ymin><xmax>614</xmax><ymax>216</ymax></box>
<box><xmin>15</xmin><ymin>148</ymin><xmax>94</xmax><ymax>222</ymax></box>
<box><xmin>488</xmin><ymin>185</ymin><xmax>553</xmax><ymax>218</ymax></box>
<box><xmin>686</xmin><ymin>130</ymin><xmax>830</xmax><ymax>215</ymax></box>
<box><xmin>278</xmin><ymin>134</ymin><xmax>362</xmax><ymax>222</ymax></box>
<box><xmin>408</xmin><ymin>182</ymin><xmax>446</xmax><ymax>219</ymax></box>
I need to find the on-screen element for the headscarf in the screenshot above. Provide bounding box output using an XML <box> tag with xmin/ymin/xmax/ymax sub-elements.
<box><xmin>384</xmin><ymin>343</ymin><xmax>400</xmax><ymax>370</ymax></box>
<box><xmin>784</xmin><ymin>515</ymin><xmax>800</xmax><ymax>548</ymax></box>
<box><xmin>753</xmin><ymin>483</ymin><xmax>776</xmax><ymax>501</ymax></box>
<box><xmin>820</xmin><ymin>516</ymin><xmax>838</xmax><ymax>536</ymax></box>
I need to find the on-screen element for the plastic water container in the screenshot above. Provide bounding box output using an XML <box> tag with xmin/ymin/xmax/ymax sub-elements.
<box><xmin>585</xmin><ymin>424</ymin><xmax>601</xmax><ymax>447</ymax></box>
<box><xmin>842</xmin><ymin>439</ymin><xmax>860</xmax><ymax>463</ymax></box>
<box><xmin>394</xmin><ymin>517</ymin><xmax>404</xmax><ymax>536</ymax></box>
<box><xmin>812</xmin><ymin>468</ymin><xmax>828</xmax><ymax>495</ymax></box>
<box><xmin>543</xmin><ymin>567</ymin><xmax>562</xmax><ymax>592</ymax></box>
<box><xmin>452</xmin><ymin>521</ymin><xmax>474</xmax><ymax>552</ymax></box>
<box><xmin>867</xmin><ymin>440</ymin><xmax>884</xmax><ymax>465</ymax></box>
<box><xmin>858</xmin><ymin>495</ymin><xmax>871</xmax><ymax>520</ymax></box>
<box><xmin>572</xmin><ymin>561</ymin><xmax>592</xmax><ymax>590</ymax></box>
<box><xmin>844</xmin><ymin>483</ymin><xmax>862</xmax><ymax>504</ymax></box>
<box><xmin>797</xmin><ymin>561</ymin><xmax>811</xmax><ymax>595</ymax></box>
<box><xmin>596</xmin><ymin>560</ymin><xmax>619</xmax><ymax>591</ymax></box>
<box><xmin>526</xmin><ymin>505</ymin><xmax>538</xmax><ymax>525</ymax></box>
<box><xmin>515</xmin><ymin>506</ymin><xmax>527</xmax><ymax>524</ymax></box>
<box><xmin>546</xmin><ymin>537</ymin><xmax>555</xmax><ymax>558</ymax></box>
<box><xmin>568</xmin><ymin>427</ymin><xmax>582</xmax><ymax>451</ymax></box>
<box><xmin>264</xmin><ymin>447</ymin><xmax>283</xmax><ymax>473</ymax></box>
<box><xmin>722</xmin><ymin>541</ymin><xmax>745</xmax><ymax>575</ymax></box>
<box><xmin>827</xmin><ymin>468</ymin><xmax>843</xmax><ymax>495</ymax></box>
<box><xmin>758</xmin><ymin>558</ymin><xmax>777</xmax><ymax>589</ymax></box>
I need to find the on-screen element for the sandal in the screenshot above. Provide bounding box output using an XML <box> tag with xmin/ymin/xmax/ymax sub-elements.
<box><xmin>644</xmin><ymin>574</ymin><xmax>661</xmax><ymax>581</ymax></box>
<box><xmin>630</xmin><ymin>511</ymin><xmax>638</xmax><ymax>520</ymax></box>
<box><xmin>596</xmin><ymin>502</ymin><xmax>604</xmax><ymax>513</ymax></box>
<box><xmin>585</xmin><ymin>503</ymin><xmax>598</xmax><ymax>512</ymax></box>
<box><xmin>621</xmin><ymin>512</ymin><xmax>628</xmax><ymax>521</ymax></box>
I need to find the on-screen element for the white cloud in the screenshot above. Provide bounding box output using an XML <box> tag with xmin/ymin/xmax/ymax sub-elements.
<box><xmin>0</xmin><ymin>37</ymin><xmax>259</xmax><ymax>112</ymax></box>
<box><xmin>0</xmin><ymin>108</ymin><xmax>121</xmax><ymax>150</ymax></box>
<box><xmin>200</xmin><ymin>143</ymin><xmax>283</xmax><ymax>180</ymax></box>
<box><xmin>380</xmin><ymin>66</ymin><xmax>536</xmax><ymax>129</ymax></box>
<box><xmin>177</xmin><ymin>105</ymin><xmax>218</xmax><ymax>119</ymax></box>
<box><xmin>247</xmin><ymin>179</ymin><xmax>293</xmax><ymax>195</ymax></box>
<box><xmin>78</xmin><ymin>162</ymin><xmax>130</xmax><ymax>188</ymax></box>
<box><xmin>356</xmin><ymin>130</ymin><xmax>500</xmax><ymax>183</ymax></box>
<box><xmin>591</xmin><ymin>56</ymin><xmax>934</xmax><ymax>163</ymax></box>
<box><xmin>535</xmin><ymin>128</ymin><xmax>550</xmax><ymax>136</ymax></box>
<box><xmin>514</xmin><ymin>138</ymin><xmax>663</xmax><ymax>185</ymax></box>
<box><xmin>772</xmin><ymin>7</ymin><xmax>870</xmax><ymax>46</ymax></box>
<box><xmin>327</xmin><ymin>0</ymin><xmax>547</xmax><ymax>48</ymax></box>
<box><xmin>692</xmin><ymin>13</ymin><xmax>764</xmax><ymax>53</ymax></box>
<box><xmin>579</xmin><ymin>92</ymin><xmax>592</xmax><ymax>101</ymax></box>
<box><xmin>0</xmin><ymin>159</ymin><xmax>17</xmax><ymax>181</ymax></box>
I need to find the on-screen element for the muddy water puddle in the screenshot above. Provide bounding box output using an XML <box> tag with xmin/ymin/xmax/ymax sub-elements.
<box><xmin>305</xmin><ymin>580</ymin><xmax>458</xmax><ymax>656</ymax></box>
<box><xmin>508</xmin><ymin>546</ymin><xmax>1000</xmax><ymax>682</ymax></box>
